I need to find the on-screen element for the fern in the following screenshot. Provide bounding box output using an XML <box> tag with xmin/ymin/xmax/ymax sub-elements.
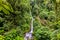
<box><xmin>0</xmin><ymin>0</ymin><xmax>13</xmax><ymax>14</ymax></box>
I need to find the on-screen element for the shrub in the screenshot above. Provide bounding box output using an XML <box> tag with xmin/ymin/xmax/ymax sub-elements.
<box><xmin>0</xmin><ymin>35</ymin><xmax>4</xmax><ymax>40</ymax></box>
<box><xmin>51</xmin><ymin>29</ymin><xmax>60</xmax><ymax>40</ymax></box>
<box><xmin>34</xmin><ymin>27</ymin><xmax>51</xmax><ymax>40</ymax></box>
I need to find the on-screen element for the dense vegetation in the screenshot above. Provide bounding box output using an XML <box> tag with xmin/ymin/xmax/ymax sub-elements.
<box><xmin>0</xmin><ymin>0</ymin><xmax>60</xmax><ymax>40</ymax></box>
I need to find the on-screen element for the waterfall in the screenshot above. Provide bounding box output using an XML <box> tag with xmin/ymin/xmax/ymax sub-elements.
<box><xmin>24</xmin><ymin>11</ymin><xmax>34</xmax><ymax>40</ymax></box>
<box><xmin>24</xmin><ymin>0</ymin><xmax>34</xmax><ymax>40</ymax></box>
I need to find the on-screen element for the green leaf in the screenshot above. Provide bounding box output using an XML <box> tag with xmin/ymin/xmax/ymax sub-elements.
<box><xmin>0</xmin><ymin>0</ymin><xmax>14</xmax><ymax>14</ymax></box>
<box><xmin>2</xmin><ymin>4</ymin><xmax>11</xmax><ymax>10</ymax></box>
<box><xmin>0</xmin><ymin>6</ymin><xmax>3</xmax><ymax>11</ymax></box>
<box><xmin>2</xmin><ymin>8</ymin><xmax>10</xmax><ymax>14</ymax></box>
<box><xmin>0</xmin><ymin>35</ymin><xmax>4</xmax><ymax>40</ymax></box>
<box><xmin>0</xmin><ymin>0</ymin><xmax>2</xmax><ymax>4</ymax></box>
<box><xmin>5</xmin><ymin>2</ymin><xmax>14</xmax><ymax>12</ymax></box>
<box><xmin>56</xmin><ymin>0</ymin><xmax>60</xmax><ymax>3</ymax></box>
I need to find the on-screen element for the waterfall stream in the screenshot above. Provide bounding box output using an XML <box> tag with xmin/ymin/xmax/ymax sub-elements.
<box><xmin>24</xmin><ymin>0</ymin><xmax>34</xmax><ymax>40</ymax></box>
<box><xmin>24</xmin><ymin>11</ymin><xmax>34</xmax><ymax>40</ymax></box>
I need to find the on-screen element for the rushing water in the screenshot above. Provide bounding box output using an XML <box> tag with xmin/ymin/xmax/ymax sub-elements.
<box><xmin>24</xmin><ymin>0</ymin><xmax>34</xmax><ymax>40</ymax></box>
<box><xmin>24</xmin><ymin>11</ymin><xmax>34</xmax><ymax>40</ymax></box>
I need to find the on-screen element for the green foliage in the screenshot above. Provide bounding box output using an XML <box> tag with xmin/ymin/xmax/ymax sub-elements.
<box><xmin>49</xmin><ymin>21</ymin><xmax>60</xmax><ymax>30</ymax></box>
<box><xmin>4</xmin><ymin>28</ymin><xmax>24</xmax><ymax>40</ymax></box>
<box><xmin>34</xmin><ymin>27</ymin><xmax>51</xmax><ymax>40</ymax></box>
<box><xmin>51</xmin><ymin>29</ymin><xmax>60</xmax><ymax>40</ymax></box>
<box><xmin>0</xmin><ymin>35</ymin><xmax>4</xmax><ymax>40</ymax></box>
<box><xmin>0</xmin><ymin>30</ymin><xmax>4</xmax><ymax>34</ymax></box>
<box><xmin>15</xmin><ymin>36</ymin><xmax>24</xmax><ymax>40</ymax></box>
<box><xmin>0</xmin><ymin>0</ymin><xmax>60</xmax><ymax>40</ymax></box>
<box><xmin>0</xmin><ymin>0</ymin><xmax>13</xmax><ymax>14</ymax></box>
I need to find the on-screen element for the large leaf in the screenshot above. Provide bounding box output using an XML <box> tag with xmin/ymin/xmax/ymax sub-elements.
<box><xmin>56</xmin><ymin>0</ymin><xmax>60</xmax><ymax>3</ymax></box>
<box><xmin>0</xmin><ymin>0</ymin><xmax>2</xmax><ymax>4</ymax></box>
<box><xmin>2</xmin><ymin>4</ymin><xmax>13</xmax><ymax>12</ymax></box>
<box><xmin>0</xmin><ymin>0</ymin><xmax>14</xmax><ymax>14</ymax></box>
<box><xmin>2</xmin><ymin>8</ymin><xmax>10</xmax><ymax>14</ymax></box>
<box><xmin>5</xmin><ymin>2</ymin><xmax>14</xmax><ymax>12</ymax></box>
<box><xmin>0</xmin><ymin>6</ymin><xmax>3</xmax><ymax>11</ymax></box>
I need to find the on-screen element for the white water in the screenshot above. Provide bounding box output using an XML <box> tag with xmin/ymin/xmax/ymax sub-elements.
<box><xmin>24</xmin><ymin>11</ymin><xmax>34</xmax><ymax>40</ymax></box>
